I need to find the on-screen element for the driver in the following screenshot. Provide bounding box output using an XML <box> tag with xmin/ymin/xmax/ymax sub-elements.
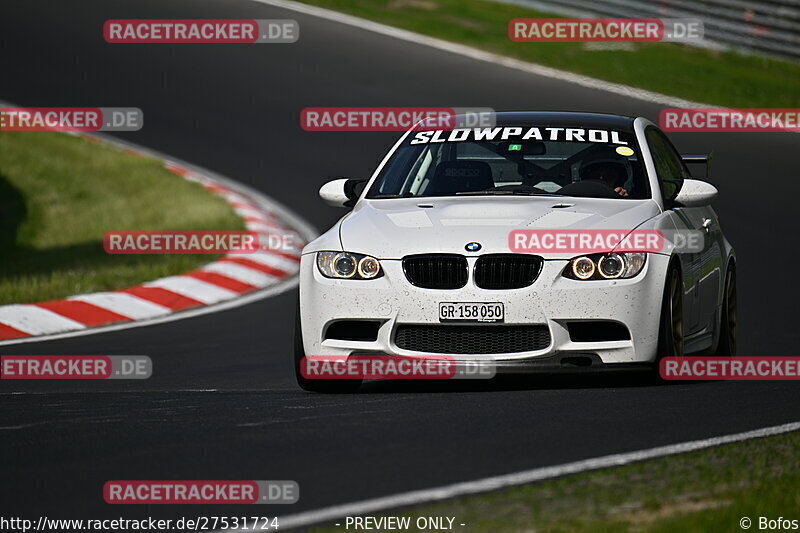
<box><xmin>581</xmin><ymin>161</ymin><xmax>629</xmax><ymax>197</ymax></box>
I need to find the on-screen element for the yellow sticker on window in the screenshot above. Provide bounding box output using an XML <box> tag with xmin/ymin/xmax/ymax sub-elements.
<box><xmin>616</xmin><ymin>146</ymin><xmax>634</xmax><ymax>156</ymax></box>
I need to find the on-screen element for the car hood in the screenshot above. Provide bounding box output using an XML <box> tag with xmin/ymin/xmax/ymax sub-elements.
<box><xmin>338</xmin><ymin>196</ymin><xmax>661</xmax><ymax>259</ymax></box>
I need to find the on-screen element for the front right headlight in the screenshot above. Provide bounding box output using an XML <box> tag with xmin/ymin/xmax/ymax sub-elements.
<box><xmin>563</xmin><ymin>252</ymin><xmax>646</xmax><ymax>280</ymax></box>
<box><xmin>316</xmin><ymin>251</ymin><xmax>383</xmax><ymax>280</ymax></box>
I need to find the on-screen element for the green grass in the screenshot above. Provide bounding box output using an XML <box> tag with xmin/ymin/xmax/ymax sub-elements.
<box><xmin>0</xmin><ymin>131</ymin><xmax>244</xmax><ymax>305</ymax></box>
<box><xmin>308</xmin><ymin>430</ymin><xmax>800</xmax><ymax>532</ymax></box>
<box><xmin>297</xmin><ymin>0</ymin><xmax>800</xmax><ymax>108</ymax></box>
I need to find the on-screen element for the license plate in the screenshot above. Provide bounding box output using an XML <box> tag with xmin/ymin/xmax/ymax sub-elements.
<box><xmin>439</xmin><ymin>302</ymin><xmax>504</xmax><ymax>323</ymax></box>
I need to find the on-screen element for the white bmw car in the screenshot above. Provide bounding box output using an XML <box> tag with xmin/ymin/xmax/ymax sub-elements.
<box><xmin>295</xmin><ymin>112</ymin><xmax>736</xmax><ymax>392</ymax></box>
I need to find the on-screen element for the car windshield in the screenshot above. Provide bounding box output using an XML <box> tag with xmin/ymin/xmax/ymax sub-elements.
<box><xmin>367</xmin><ymin>125</ymin><xmax>649</xmax><ymax>199</ymax></box>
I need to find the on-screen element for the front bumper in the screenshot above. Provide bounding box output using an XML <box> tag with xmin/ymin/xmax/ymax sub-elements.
<box><xmin>298</xmin><ymin>253</ymin><xmax>670</xmax><ymax>365</ymax></box>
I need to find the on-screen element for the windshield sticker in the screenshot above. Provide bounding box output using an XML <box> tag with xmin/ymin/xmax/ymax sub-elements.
<box><xmin>409</xmin><ymin>127</ymin><xmax>629</xmax><ymax>145</ymax></box>
<box><xmin>616</xmin><ymin>146</ymin><xmax>635</xmax><ymax>156</ymax></box>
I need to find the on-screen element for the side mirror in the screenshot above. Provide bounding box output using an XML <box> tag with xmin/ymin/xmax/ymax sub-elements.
<box><xmin>673</xmin><ymin>178</ymin><xmax>718</xmax><ymax>207</ymax></box>
<box><xmin>319</xmin><ymin>178</ymin><xmax>367</xmax><ymax>208</ymax></box>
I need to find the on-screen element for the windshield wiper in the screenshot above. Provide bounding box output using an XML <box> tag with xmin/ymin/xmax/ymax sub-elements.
<box><xmin>455</xmin><ymin>189</ymin><xmax>560</xmax><ymax>196</ymax></box>
<box><xmin>369</xmin><ymin>193</ymin><xmax>415</xmax><ymax>199</ymax></box>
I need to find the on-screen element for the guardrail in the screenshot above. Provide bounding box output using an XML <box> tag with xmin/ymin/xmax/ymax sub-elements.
<box><xmin>493</xmin><ymin>0</ymin><xmax>800</xmax><ymax>60</ymax></box>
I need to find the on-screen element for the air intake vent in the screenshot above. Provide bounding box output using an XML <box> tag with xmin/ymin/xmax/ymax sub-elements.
<box><xmin>567</xmin><ymin>321</ymin><xmax>630</xmax><ymax>342</ymax></box>
<box><xmin>402</xmin><ymin>254</ymin><xmax>468</xmax><ymax>289</ymax></box>
<box><xmin>324</xmin><ymin>321</ymin><xmax>382</xmax><ymax>342</ymax></box>
<box><xmin>395</xmin><ymin>325</ymin><xmax>551</xmax><ymax>354</ymax></box>
<box><xmin>474</xmin><ymin>254</ymin><xmax>542</xmax><ymax>289</ymax></box>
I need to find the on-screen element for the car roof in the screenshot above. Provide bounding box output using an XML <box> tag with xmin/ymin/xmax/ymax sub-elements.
<box><xmin>475</xmin><ymin>111</ymin><xmax>638</xmax><ymax>131</ymax></box>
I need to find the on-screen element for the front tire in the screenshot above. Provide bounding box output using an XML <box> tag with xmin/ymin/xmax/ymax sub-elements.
<box><xmin>657</xmin><ymin>266</ymin><xmax>684</xmax><ymax>361</ymax></box>
<box><xmin>714</xmin><ymin>264</ymin><xmax>737</xmax><ymax>356</ymax></box>
<box><xmin>294</xmin><ymin>300</ymin><xmax>362</xmax><ymax>393</ymax></box>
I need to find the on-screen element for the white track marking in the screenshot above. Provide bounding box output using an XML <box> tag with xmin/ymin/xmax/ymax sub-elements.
<box><xmin>235</xmin><ymin>206</ymin><xmax>268</xmax><ymax>219</ymax></box>
<box><xmin>145</xmin><ymin>276</ymin><xmax>241</xmax><ymax>303</ymax></box>
<box><xmin>202</xmin><ymin>261</ymin><xmax>279</xmax><ymax>287</ymax></box>
<box><xmin>0</xmin><ymin>278</ymin><xmax>300</xmax><ymax>346</ymax></box>
<box><xmin>0</xmin><ymin>305</ymin><xmax>86</xmax><ymax>335</ymax></box>
<box><xmin>247</xmin><ymin>221</ymin><xmax>290</xmax><ymax>233</ymax></box>
<box><xmin>220</xmin><ymin>191</ymin><xmax>255</xmax><ymax>205</ymax></box>
<box><xmin>246</xmin><ymin>251</ymin><xmax>301</xmax><ymax>272</ymax></box>
<box><xmin>262</xmin><ymin>421</ymin><xmax>800</xmax><ymax>531</ymax></box>
<box><xmin>254</xmin><ymin>0</ymin><xmax>713</xmax><ymax>109</ymax></box>
<box><xmin>69</xmin><ymin>292</ymin><xmax>171</xmax><ymax>320</ymax></box>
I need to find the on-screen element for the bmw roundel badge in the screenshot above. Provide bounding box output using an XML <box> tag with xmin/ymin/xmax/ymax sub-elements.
<box><xmin>465</xmin><ymin>242</ymin><xmax>482</xmax><ymax>252</ymax></box>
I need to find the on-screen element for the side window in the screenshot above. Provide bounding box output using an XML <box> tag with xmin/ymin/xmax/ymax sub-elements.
<box><xmin>645</xmin><ymin>126</ymin><xmax>689</xmax><ymax>201</ymax></box>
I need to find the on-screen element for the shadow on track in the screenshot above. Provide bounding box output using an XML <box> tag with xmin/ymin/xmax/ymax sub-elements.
<box><xmin>353</xmin><ymin>371</ymin><xmax>696</xmax><ymax>394</ymax></box>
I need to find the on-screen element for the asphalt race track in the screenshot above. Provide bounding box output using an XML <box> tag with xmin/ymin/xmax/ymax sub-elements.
<box><xmin>2</xmin><ymin>0</ymin><xmax>800</xmax><ymax>525</ymax></box>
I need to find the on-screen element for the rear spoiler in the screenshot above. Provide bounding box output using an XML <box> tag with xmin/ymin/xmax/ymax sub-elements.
<box><xmin>681</xmin><ymin>153</ymin><xmax>713</xmax><ymax>179</ymax></box>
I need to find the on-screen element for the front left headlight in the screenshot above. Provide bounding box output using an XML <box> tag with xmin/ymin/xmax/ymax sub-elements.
<box><xmin>317</xmin><ymin>251</ymin><xmax>383</xmax><ymax>280</ymax></box>
<box><xmin>563</xmin><ymin>252</ymin><xmax>646</xmax><ymax>280</ymax></box>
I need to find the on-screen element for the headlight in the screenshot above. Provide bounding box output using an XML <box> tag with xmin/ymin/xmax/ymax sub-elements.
<box><xmin>317</xmin><ymin>251</ymin><xmax>383</xmax><ymax>280</ymax></box>
<box><xmin>563</xmin><ymin>253</ymin><xmax>646</xmax><ymax>280</ymax></box>
<box><xmin>598</xmin><ymin>253</ymin><xmax>624</xmax><ymax>279</ymax></box>
<box><xmin>357</xmin><ymin>256</ymin><xmax>381</xmax><ymax>278</ymax></box>
<box><xmin>571</xmin><ymin>256</ymin><xmax>596</xmax><ymax>280</ymax></box>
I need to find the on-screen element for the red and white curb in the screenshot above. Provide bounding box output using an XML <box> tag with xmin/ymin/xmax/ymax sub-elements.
<box><xmin>0</xmin><ymin>131</ymin><xmax>316</xmax><ymax>345</ymax></box>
